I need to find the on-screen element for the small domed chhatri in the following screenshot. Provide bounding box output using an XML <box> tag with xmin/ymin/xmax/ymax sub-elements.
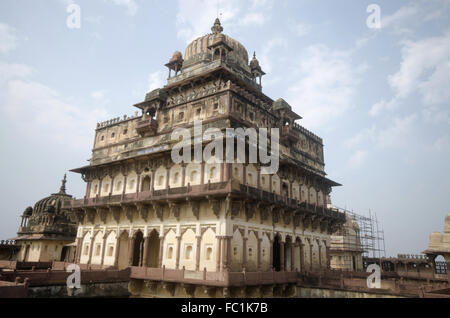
<box><xmin>13</xmin><ymin>174</ymin><xmax>77</xmax><ymax>263</ymax></box>
<box><xmin>183</xmin><ymin>18</ymin><xmax>250</xmax><ymax>72</ymax></box>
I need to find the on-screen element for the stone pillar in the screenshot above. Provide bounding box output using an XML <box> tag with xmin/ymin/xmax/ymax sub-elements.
<box><xmin>257</xmin><ymin>238</ymin><xmax>262</xmax><ymax>271</ymax></box>
<box><xmin>318</xmin><ymin>241</ymin><xmax>322</xmax><ymax>270</ymax></box>
<box><xmin>221</xmin><ymin>236</ymin><xmax>231</xmax><ymax>271</ymax></box>
<box><xmin>136</xmin><ymin>175</ymin><xmax>141</xmax><ymax>194</ymax></box>
<box><xmin>88</xmin><ymin>236</ymin><xmax>95</xmax><ymax>265</ymax></box>
<box><xmin>291</xmin><ymin>243</ymin><xmax>295</xmax><ymax>271</ymax></box>
<box><xmin>109</xmin><ymin>177</ymin><xmax>115</xmax><ymax>196</ymax></box>
<box><xmin>98</xmin><ymin>179</ymin><xmax>103</xmax><ymax>197</ymax></box>
<box><xmin>128</xmin><ymin>236</ymin><xmax>135</xmax><ymax>266</ymax></box>
<box><xmin>85</xmin><ymin>181</ymin><xmax>91</xmax><ymax>199</ymax></box>
<box><xmin>158</xmin><ymin>236</ymin><xmax>164</xmax><ymax>268</ymax></box>
<box><xmin>165</xmin><ymin>169</ymin><xmax>170</xmax><ymax>189</ymax></box>
<box><xmin>100</xmin><ymin>236</ymin><xmax>107</xmax><ymax>266</ymax></box>
<box><xmin>243</xmin><ymin>165</ymin><xmax>247</xmax><ymax>185</ymax></box>
<box><xmin>309</xmin><ymin>241</ymin><xmax>313</xmax><ymax>271</ymax></box>
<box><xmin>122</xmin><ymin>175</ymin><xmax>128</xmax><ymax>195</ymax></box>
<box><xmin>280</xmin><ymin>241</ymin><xmax>285</xmax><ymax>271</ymax></box>
<box><xmin>216</xmin><ymin>237</ymin><xmax>222</xmax><ymax>272</ymax></box>
<box><xmin>195</xmin><ymin>236</ymin><xmax>201</xmax><ymax>271</ymax></box>
<box><xmin>75</xmin><ymin>238</ymin><xmax>82</xmax><ymax>263</ymax></box>
<box><xmin>269</xmin><ymin>239</ymin><xmax>273</xmax><ymax>269</ymax></box>
<box><xmin>151</xmin><ymin>170</ymin><xmax>156</xmax><ymax>192</ymax></box>
<box><xmin>242</xmin><ymin>237</ymin><xmax>248</xmax><ymax>270</ymax></box>
<box><xmin>142</xmin><ymin>236</ymin><xmax>150</xmax><ymax>267</ymax></box>
<box><xmin>201</xmin><ymin>162</ymin><xmax>205</xmax><ymax>185</ymax></box>
<box><xmin>181</xmin><ymin>164</ymin><xmax>186</xmax><ymax>187</ymax></box>
<box><xmin>269</xmin><ymin>175</ymin><xmax>272</xmax><ymax>193</ymax></box>
<box><xmin>175</xmin><ymin>236</ymin><xmax>181</xmax><ymax>269</ymax></box>
<box><xmin>114</xmin><ymin>237</ymin><xmax>120</xmax><ymax>268</ymax></box>
<box><xmin>220</xmin><ymin>162</ymin><xmax>224</xmax><ymax>182</ymax></box>
<box><xmin>300</xmin><ymin>243</ymin><xmax>305</xmax><ymax>273</ymax></box>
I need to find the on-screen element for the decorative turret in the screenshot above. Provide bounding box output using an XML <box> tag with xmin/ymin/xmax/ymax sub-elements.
<box><xmin>250</xmin><ymin>52</ymin><xmax>265</xmax><ymax>88</ymax></box>
<box><xmin>165</xmin><ymin>51</ymin><xmax>184</xmax><ymax>78</ymax></box>
<box><xmin>211</xmin><ymin>18</ymin><xmax>224</xmax><ymax>34</ymax></box>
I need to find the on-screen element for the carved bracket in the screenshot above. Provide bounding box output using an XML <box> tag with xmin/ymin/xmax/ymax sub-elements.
<box><xmin>168</xmin><ymin>201</ymin><xmax>181</xmax><ymax>221</ymax></box>
<box><xmin>136</xmin><ymin>203</ymin><xmax>149</xmax><ymax>222</ymax></box>
<box><xmin>152</xmin><ymin>203</ymin><xmax>164</xmax><ymax>222</ymax></box>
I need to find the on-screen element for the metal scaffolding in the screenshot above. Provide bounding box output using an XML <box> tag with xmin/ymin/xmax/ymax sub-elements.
<box><xmin>332</xmin><ymin>206</ymin><xmax>386</xmax><ymax>259</ymax></box>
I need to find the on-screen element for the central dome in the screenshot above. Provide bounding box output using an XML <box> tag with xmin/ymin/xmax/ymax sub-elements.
<box><xmin>183</xmin><ymin>18</ymin><xmax>249</xmax><ymax>70</ymax></box>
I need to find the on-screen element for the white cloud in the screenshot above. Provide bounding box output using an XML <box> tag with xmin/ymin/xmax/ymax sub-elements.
<box><xmin>286</xmin><ymin>45</ymin><xmax>363</xmax><ymax>129</ymax></box>
<box><xmin>104</xmin><ymin>0</ymin><xmax>138</xmax><ymax>16</ymax></box>
<box><xmin>290</xmin><ymin>22</ymin><xmax>311</xmax><ymax>37</ymax></box>
<box><xmin>371</xmin><ymin>32</ymin><xmax>450</xmax><ymax>117</ymax></box>
<box><xmin>0</xmin><ymin>23</ymin><xmax>18</xmax><ymax>54</ymax></box>
<box><xmin>377</xmin><ymin>114</ymin><xmax>417</xmax><ymax>149</ymax></box>
<box><xmin>348</xmin><ymin>150</ymin><xmax>368</xmax><ymax>168</ymax></box>
<box><xmin>0</xmin><ymin>62</ymin><xmax>109</xmax><ymax>150</ymax></box>
<box><xmin>175</xmin><ymin>0</ymin><xmax>274</xmax><ymax>43</ymax></box>
<box><xmin>148</xmin><ymin>71</ymin><xmax>164</xmax><ymax>91</ymax></box>
<box><xmin>91</xmin><ymin>89</ymin><xmax>107</xmax><ymax>100</ymax></box>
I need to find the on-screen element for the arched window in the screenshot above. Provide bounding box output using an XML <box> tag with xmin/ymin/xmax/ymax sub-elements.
<box><xmin>210</xmin><ymin>167</ymin><xmax>216</xmax><ymax>179</ymax></box>
<box><xmin>178</xmin><ymin>112</ymin><xmax>184</xmax><ymax>120</ymax></box>
<box><xmin>104</xmin><ymin>183</ymin><xmax>109</xmax><ymax>193</ymax></box>
<box><xmin>141</xmin><ymin>176</ymin><xmax>151</xmax><ymax>192</ymax></box>
<box><xmin>116</xmin><ymin>180</ymin><xmax>122</xmax><ymax>191</ymax></box>
<box><xmin>158</xmin><ymin>175</ymin><xmax>164</xmax><ymax>186</ymax></box>
<box><xmin>247</xmin><ymin>173</ymin><xmax>253</xmax><ymax>185</ymax></box>
<box><xmin>95</xmin><ymin>244</ymin><xmax>101</xmax><ymax>256</ymax></box>
<box><xmin>248</xmin><ymin>248</ymin><xmax>253</xmax><ymax>257</ymax></box>
<box><xmin>168</xmin><ymin>246</ymin><xmax>173</xmax><ymax>259</ymax></box>
<box><xmin>185</xmin><ymin>245</ymin><xmax>193</xmax><ymax>259</ymax></box>
<box><xmin>93</xmin><ymin>184</ymin><xmax>98</xmax><ymax>194</ymax></box>
<box><xmin>107</xmin><ymin>246</ymin><xmax>114</xmax><ymax>257</ymax></box>
<box><xmin>173</xmin><ymin>172</ymin><xmax>180</xmax><ymax>183</ymax></box>
<box><xmin>206</xmin><ymin>247</ymin><xmax>213</xmax><ymax>260</ymax></box>
<box><xmin>190</xmin><ymin>171</ymin><xmax>198</xmax><ymax>182</ymax></box>
<box><xmin>129</xmin><ymin>179</ymin><xmax>135</xmax><ymax>190</ymax></box>
<box><xmin>233</xmin><ymin>167</ymin><xmax>239</xmax><ymax>177</ymax></box>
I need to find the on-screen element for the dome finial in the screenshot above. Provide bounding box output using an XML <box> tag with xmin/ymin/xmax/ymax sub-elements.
<box><xmin>211</xmin><ymin>17</ymin><xmax>223</xmax><ymax>34</ymax></box>
<box><xmin>59</xmin><ymin>173</ymin><xmax>67</xmax><ymax>194</ymax></box>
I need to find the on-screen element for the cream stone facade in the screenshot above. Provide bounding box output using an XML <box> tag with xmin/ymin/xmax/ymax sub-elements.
<box><xmin>330</xmin><ymin>216</ymin><xmax>364</xmax><ymax>271</ymax></box>
<box><xmin>425</xmin><ymin>213</ymin><xmax>450</xmax><ymax>265</ymax></box>
<box><xmin>63</xmin><ymin>19</ymin><xmax>346</xmax><ymax>297</ymax></box>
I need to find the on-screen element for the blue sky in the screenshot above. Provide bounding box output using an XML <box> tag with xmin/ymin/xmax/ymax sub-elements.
<box><xmin>0</xmin><ymin>0</ymin><xmax>449</xmax><ymax>257</ymax></box>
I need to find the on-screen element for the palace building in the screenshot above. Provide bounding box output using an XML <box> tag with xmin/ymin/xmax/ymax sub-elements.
<box><xmin>63</xmin><ymin>18</ymin><xmax>346</xmax><ymax>297</ymax></box>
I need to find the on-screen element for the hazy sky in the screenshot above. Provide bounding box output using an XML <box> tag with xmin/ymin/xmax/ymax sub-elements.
<box><xmin>0</xmin><ymin>0</ymin><xmax>449</xmax><ymax>257</ymax></box>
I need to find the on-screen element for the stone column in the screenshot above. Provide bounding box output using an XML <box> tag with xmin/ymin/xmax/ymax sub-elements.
<box><xmin>300</xmin><ymin>243</ymin><xmax>305</xmax><ymax>273</ymax></box>
<box><xmin>158</xmin><ymin>236</ymin><xmax>164</xmax><ymax>268</ymax></box>
<box><xmin>114</xmin><ymin>237</ymin><xmax>120</xmax><ymax>268</ymax></box>
<box><xmin>181</xmin><ymin>164</ymin><xmax>186</xmax><ymax>187</ymax></box>
<box><xmin>309</xmin><ymin>241</ymin><xmax>313</xmax><ymax>271</ymax></box>
<box><xmin>165</xmin><ymin>169</ymin><xmax>170</xmax><ymax>189</ymax></box>
<box><xmin>175</xmin><ymin>236</ymin><xmax>181</xmax><ymax>269</ymax></box>
<box><xmin>88</xmin><ymin>236</ymin><xmax>95</xmax><ymax>265</ymax></box>
<box><xmin>142</xmin><ymin>236</ymin><xmax>150</xmax><ymax>267</ymax></box>
<box><xmin>136</xmin><ymin>175</ymin><xmax>141</xmax><ymax>195</ymax></box>
<box><xmin>151</xmin><ymin>170</ymin><xmax>156</xmax><ymax>193</ymax></box>
<box><xmin>318</xmin><ymin>241</ymin><xmax>322</xmax><ymax>270</ymax></box>
<box><xmin>291</xmin><ymin>243</ymin><xmax>295</xmax><ymax>271</ymax></box>
<box><xmin>242</xmin><ymin>237</ymin><xmax>248</xmax><ymax>270</ymax></box>
<box><xmin>220</xmin><ymin>162</ymin><xmax>224</xmax><ymax>182</ymax></box>
<box><xmin>221</xmin><ymin>236</ymin><xmax>231</xmax><ymax>271</ymax></box>
<box><xmin>269</xmin><ymin>239</ymin><xmax>273</xmax><ymax>269</ymax></box>
<box><xmin>122</xmin><ymin>175</ymin><xmax>128</xmax><ymax>195</ymax></box>
<box><xmin>195</xmin><ymin>236</ymin><xmax>201</xmax><ymax>271</ymax></box>
<box><xmin>216</xmin><ymin>237</ymin><xmax>222</xmax><ymax>272</ymax></box>
<box><xmin>128</xmin><ymin>236</ymin><xmax>135</xmax><ymax>266</ymax></box>
<box><xmin>280</xmin><ymin>241</ymin><xmax>285</xmax><ymax>271</ymax></box>
<box><xmin>257</xmin><ymin>238</ymin><xmax>262</xmax><ymax>271</ymax></box>
<box><xmin>100</xmin><ymin>236</ymin><xmax>107</xmax><ymax>266</ymax></box>
<box><xmin>243</xmin><ymin>165</ymin><xmax>247</xmax><ymax>185</ymax></box>
<box><xmin>201</xmin><ymin>162</ymin><xmax>205</xmax><ymax>185</ymax></box>
<box><xmin>75</xmin><ymin>238</ymin><xmax>82</xmax><ymax>263</ymax></box>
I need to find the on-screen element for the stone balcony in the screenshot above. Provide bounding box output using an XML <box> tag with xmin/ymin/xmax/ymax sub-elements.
<box><xmin>135</xmin><ymin>118</ymin><xmax>158</xmax><ymax>136</ymax></box>
<box><xmin>281</xmin><ymin>126</ymin><xmax>299</xmax><ymax>144</ymax></box>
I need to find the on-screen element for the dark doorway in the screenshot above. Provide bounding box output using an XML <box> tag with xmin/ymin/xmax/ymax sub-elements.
<box><xmin>61</xmin><ymin>246</ymin><xmax>69</xmax><ymax>261</ymax></box>
<box><xmin>273</xmin><ymin>235</ymin><xmax>281</xmax><ymax>271</ymax></box>
<box><xmin>141</xmin><ymin>176</ymin><xmax>151</xmax><ymax>192</ymax></box>
<box><xmin>132</xmin><ymin>231</ymin><xmax>144</xmax><ymax>267</ymax></box>
<box><xmin>146</xmin><ymin>230</ymin><xmax>160</xmax><ymax>268</ymax></box>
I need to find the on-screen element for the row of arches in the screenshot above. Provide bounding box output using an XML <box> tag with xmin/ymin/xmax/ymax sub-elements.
<box><xmin>232</xmin><ymin>164</ymin><xmax>327</xmax><ymax>206</ymax></box>
<box><xmin>78</xmin><ymin>227</ymin><xmax>219</xmax><ymax>272</ymax></box>
<box><xmin>89</xmin><ymin>163</ymin><xmax>223</xmax><ymax>198</ymax></box>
